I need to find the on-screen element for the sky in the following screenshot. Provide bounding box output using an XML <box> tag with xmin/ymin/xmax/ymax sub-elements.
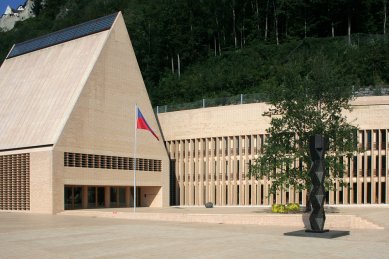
<box><xmin>1</xmin><ymin>0</ymin><xmax>26</xmax><ymax>15</ymax></box>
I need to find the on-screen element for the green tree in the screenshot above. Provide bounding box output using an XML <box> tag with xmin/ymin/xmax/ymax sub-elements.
<box><xmin>32</xmin><ymin>0</ymin><xmax>43</xmax><ymax>16</ymax></box>
<box><xmin>248</xmin><ymin>54</ymin><xmax>359</xmax><ymax>210</ymax></box>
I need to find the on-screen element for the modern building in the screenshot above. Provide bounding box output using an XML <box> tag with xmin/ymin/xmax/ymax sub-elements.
<box><xmin>158</xmin><ymin>96</ymin><xmax>389</xmax><ymax>207</ymax></box>
<box><xmin>0</xmin><ymin>12</ymin><xmax>169</xmax><ymax>214</ymax></box>
<box><xmin>0</xmin><ymin>13</ymin><xmax>388</xmax><ymax>214</ymax></box>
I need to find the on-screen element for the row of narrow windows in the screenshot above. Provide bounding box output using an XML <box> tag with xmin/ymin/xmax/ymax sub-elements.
<box><xmin>172</xmin><ymin>182</ymin><xmax>387</xmax><ymax>206</ymax></box>
<box><xmin>0</xmin><ymin>153</ymin><xmax>30</xmax><ymax>210</ymax></box>
<box><xmin>64</xmin><ymin>152</ymin><xmax>162</xmax><ymax>172</ymax></box>
<box><xmin>360</xmin><ymin>129</ymin><xmax>387</xmax><ymax>149</ymax></box>
<box><xmin>168</xmin><ymin>130</ymin><xmax>389</xmax><ymax>206</ymax></box>
<box><xmin>175</xmin><ymin>155</ymin><xmax>387</xmax><ymax>182</ymax></box>
<box><xmin>169</xmin><ymin>129</ymin><xmax>389</xmax><ymax>159</ymax></box>
<box><xmin>169</xmin><ymin>135</ymin><xmax>266</xmax><ymax>158</ymax></box>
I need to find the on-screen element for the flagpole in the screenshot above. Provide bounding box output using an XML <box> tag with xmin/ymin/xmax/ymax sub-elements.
<box><xmin>133</xmin><ymin>104</ymin><xmax>137</xmax><ymax>213</ymax></box>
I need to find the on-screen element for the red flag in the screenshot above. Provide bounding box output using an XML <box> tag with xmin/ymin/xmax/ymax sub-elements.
<box><xmin>136</xmin><ymin>107</ymin><xmax>159</xmax><ymax>141</ymax></box>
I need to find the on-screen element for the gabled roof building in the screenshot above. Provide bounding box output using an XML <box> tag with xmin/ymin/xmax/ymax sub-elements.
<box><xmin>0</xmin><ymin>12</ymin><xmax>169</xmax><ymax>213</ymax></box>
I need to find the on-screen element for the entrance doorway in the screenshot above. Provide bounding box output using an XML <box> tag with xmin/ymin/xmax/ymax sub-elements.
<box><xmin>87</xmin><ymin>186</ymin><xmax>105</xmax><ymax>208</ymax></box>
<box><xmin>131</xmin><ymin>187</ymin><xmax>141</xmax><ymax>207</ymax></box>
<box><xmin>110</xmin><ymin>187</ymin><xmax>126</xmax><ymax>208</ymax></box>
<box><xmin>64</xmin><ymin>186</ymin><xmax>82</xmax><ymax>210</ymax></box>
<box><xmin>64</xmin><ymin>186</ymin><xmax>158</xmax><ymax>210</ymax></box>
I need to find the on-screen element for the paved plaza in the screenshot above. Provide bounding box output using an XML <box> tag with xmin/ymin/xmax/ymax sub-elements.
<box><xmin>0</xmin><ymin>207</ymin><xmax>388</xmax><ymax>258</ymax></box>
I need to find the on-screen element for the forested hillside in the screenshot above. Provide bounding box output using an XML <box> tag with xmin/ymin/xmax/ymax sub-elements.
<box><xmin>1</xmin><ymin>0</ymin><xmax>388</xmax><ymax>105</ymax></box>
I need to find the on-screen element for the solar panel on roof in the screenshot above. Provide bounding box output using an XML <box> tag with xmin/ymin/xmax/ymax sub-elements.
<box><xmin>55</xmin><ymin>29</ymin><xmax>77</xmax><ymax>43</ymax></box>
<box><xmin>6</xmin><ymin>13</ymin><xmax>118</xmax><ymax>59</ymax></box>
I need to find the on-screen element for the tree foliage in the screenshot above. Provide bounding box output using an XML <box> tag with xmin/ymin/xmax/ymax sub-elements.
<box><xmin>248</xmin><ymin>54</ymin><xmax>359</xmax><ymax>202</ymax></box>
<box><xmin>0</xmin><ymin>0</ymin><xmax>389</xmax><ymax>106</ymax></box>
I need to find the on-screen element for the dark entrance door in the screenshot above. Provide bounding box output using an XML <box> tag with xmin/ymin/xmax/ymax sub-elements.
<box><xmin>64</xmin><ymin>186</ymin><xmax>82</xmax><ymax>210</ymax></box>
<box><xmin>87</xmin><ymin>187</ymin><xmax>106</xmax><ymax>208</ymax></box>
<box><xmin>130</xmin><ymin>187</ymin><xmax>141</xmax><ymax>207</ymax></box>
<box><xmin>97</xmin><ymin>187</ymin><xmax>105</xmax><ymax>208</ymax></box>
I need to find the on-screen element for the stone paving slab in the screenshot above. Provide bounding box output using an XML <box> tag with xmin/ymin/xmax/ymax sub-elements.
<box><xmin>59</xmin><ymin>210</ymin><xmax>383</xmax><ymax>230</ymax></box>
<box><xmin>59</xmin><ymin>206</ymin><xmax>386</xmax><ymax>230</ymax></box>
<box><xmin>0</xmin><ymin>210</ymin><xmax>388</xmax><ymax>258</ymax></box>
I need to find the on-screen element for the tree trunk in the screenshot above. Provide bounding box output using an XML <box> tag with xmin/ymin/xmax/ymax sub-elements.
<box><xmin>329</xmin><ymin>5</ymin><xmax>334</xmax><ymax>37</ymax></box>
<box><xmin>215</xmin><ymin>17</ymin><xmax>221</xmax><ymax>55</ymax></box>
<box><xmin>190</xmin><ymin>9</ymin><xmax>193</xmax><ymax>32</ymax></box>
<box><xmin>304</xmin><ymin>6</ymin><xmax>307</xmax><ymax>38</ymax></box>
<box><xmin>171</xmin><ymin>56</ymin><xmax>174</xmax><ymax>75</ymax></box>
<box><xmin>148</xmin><ymin>23</ymin><xmax>151</xmax><ymax>54</ymax></box>
<box><xmin>241</xmin><ymin>4</ymin><xmax>246</xmax><ymax>48</ymax></box>
<box><xmin>348</xmin><ymin>14</ymin><xmax>351</xmax><ymax>45</ymax></box>
<box><xmin>243</xmin><ymin>24</ymin><xmax>246</xmax><ymax>46</ymax></box>
<box><xmin>218</xmin><ymin>32</ymin><xmax>222</xmax><ymax>55</ymax></box>
<box><xmin>383</xmin><ymin>0</ymin><xmax>387</xmax><ymax>35</ymax></box>
<box><xmin>273</xmin><ymin>0</ymin><xmax>279</xmax><ymax>45</ymax></box>
<box><xmin>241</xmin><ymin>24</ymin><xmax>246</xmax><ymax>48</ymax></box>
<box><xmin>332</xmin><ymin>21</ymin><xmax>335</xmax><ymax>37</ymax></box>
<box><xmin>285</xmin><ymin>4</ymin><xmax>288</xmax><ymax>37</ymax></box>
<box><xmin>214</xmin><ymin>36</ymin><xmax>217</xmax><ymax>56</ymax></box>
<box><xmin>305</xmin><ymin>191</ymin><xmax>311</xmax><ymax>212</ymax></box>
<box><xmin>177</xmin><ymin>54</ymin><xmax>181</xmax><ymax>79</ymax></box>
<box><xmin>240</xmin><ymin>29</ymin><xmax>243</xmax><ymax>48</ymax></box>
<box><xmin>256</xmin><ymin>0</ymin><xmax>260</xmax><ymax>33</ymax></box>
<box><xmin>233</xmin><ymin>7</ymin><xmax>237</xmax><ymax>48</ymax></box>
<box><xmin>147</xmin><ymin>23</ymin><xmax>151</xmax><ymax>70</ymax></box>
<box><xmin>265</xmin><ymin>0</ymin><xmax>269</xmax><ymax>40</ymax></box>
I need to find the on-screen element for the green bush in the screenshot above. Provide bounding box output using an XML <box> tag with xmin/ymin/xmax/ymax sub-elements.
<box><xmin>271</xmin><ymin>204</ymin><xmax>285</xmax><ymax>213</ymax></box>
<box><xmin>286</xmin><ymin>203</ymin><xmax>300</xmax><ymax>213</ymax></box>
<box><xmin>271</xmin><ymin>203</ymin><xmax>300</xmax><ymax>213</ymax></box>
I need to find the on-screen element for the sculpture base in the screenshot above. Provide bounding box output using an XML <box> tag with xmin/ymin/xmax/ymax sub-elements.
<box><xmin>305</xmin><ymin>229</ymin><xmax>329</xmax><ymax>233</ymax></box>
<box><xmin>284</xmin><ymin>230</ymin><xmax>350</xmax><ymax>239</ymax></box>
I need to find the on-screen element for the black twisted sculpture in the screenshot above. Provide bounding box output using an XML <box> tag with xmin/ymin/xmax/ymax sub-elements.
<box><xmin>307</xmin><ymin>135</ymin><xmax>328</xmax><ymax>233</ymax></box>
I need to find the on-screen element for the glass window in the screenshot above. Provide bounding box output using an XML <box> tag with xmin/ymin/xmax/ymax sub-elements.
<box><xmin>118</xmin><ymin>187</ymin><xmax>126</xmax><ymax>207</ymax></box>
<box><xmin>73</xmin><ymin>187</ymin><xmax>82</xmax><ymax>209</ymax></box>
<box><xmin>97</xmin><ymin>187</ymin><xmax>105</xmax><ymax>208</ymax></box>
<box><xmin>110</xmin><ymin>187</ymin><xmax>118</xmax><ymax>208</ymax></box>
<box><xmin>64</xmin><ymin>187</ymin><xmax>72</xmax><ymax>210</ymax></box>
<box><xmin>88</xmin><ymin>187</ymin><xmax>96</xmax><ymax>208</ymax></box>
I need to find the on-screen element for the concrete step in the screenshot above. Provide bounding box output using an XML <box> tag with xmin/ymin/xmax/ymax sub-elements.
<box><xmin>58</xmin><ymin>210</ymin><xmax>384</xmax><ymax>230</ymax></box>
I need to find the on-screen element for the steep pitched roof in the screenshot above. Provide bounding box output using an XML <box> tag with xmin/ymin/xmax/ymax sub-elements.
<box><xmin>7</xmin><ymin>13</ymin><xmax>117</xmax><ymax>59</ymax></box>
<box><xmin>0</xmin><ymin>13</ymin><xmax>119</xmax><ymax>150</ymax></box>
<box><xmin>4</xmin><ymin>6</ymin><xmax>13</xmax><ymax>15</ymax></box>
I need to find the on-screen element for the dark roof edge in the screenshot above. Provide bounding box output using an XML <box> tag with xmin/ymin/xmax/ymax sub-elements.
<box><xmin>6</xmin><ymin>12</ymin><xmax>119</xmax><ymax>59</ymax></box>
<box><xmin>0</xmin><ymin>144</ymin><xmax>54</xmax><ymax>153</ymax></box>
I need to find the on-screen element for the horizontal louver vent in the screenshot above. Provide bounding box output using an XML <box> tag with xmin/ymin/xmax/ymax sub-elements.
<box><xmin>64</xmin><ymin>152</ymin><xmax>162</xmax><ymax>172</ymax></box>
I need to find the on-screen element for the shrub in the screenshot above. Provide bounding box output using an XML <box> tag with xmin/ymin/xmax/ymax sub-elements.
<box><xmin>271</xmin><ymin>203</ymin><xmax>300</xmax><ymax>213</ymax></box>
<box><xmin>286</xmin><ymin>203</ymin><xmax>300</xmax><ymax>213</ymax></box>
<box><xmin>271</xmin><ymin>204</ymin><xmax>285</xmax><ymax>213</ymax></box>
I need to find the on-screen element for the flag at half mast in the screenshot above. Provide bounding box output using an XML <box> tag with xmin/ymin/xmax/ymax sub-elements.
<box><xmin>136</xmin><ymin>106</ymin><xmax>159</xmax><ymax>141</ymax></box>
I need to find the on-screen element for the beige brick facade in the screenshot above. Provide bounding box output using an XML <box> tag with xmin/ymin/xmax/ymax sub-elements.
<box><xmin>158</xmin><ymin>98</ymin><xmax>389</xmax><ymax>206</ymax></box>
<box><xmin>0</xmin><ymin>13</ymin><xmax>169</xmax><ymax>214</ymax></box>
